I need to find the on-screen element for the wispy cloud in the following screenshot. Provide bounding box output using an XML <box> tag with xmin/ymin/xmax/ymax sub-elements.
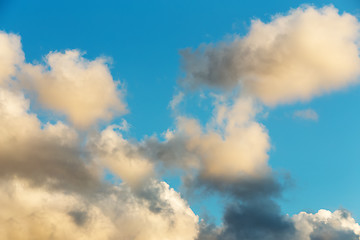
<box><xmin>293</xmin><ymin>108</ymin><xmax>319</xmax><ymax>121</ymax></box>
<box><xmin>169</xmin><ymin>91</ymin><xmax>184</xmax><ymax>110</ymax></box>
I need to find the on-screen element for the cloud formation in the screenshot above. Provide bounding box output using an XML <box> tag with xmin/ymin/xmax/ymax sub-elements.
<box><xmin>293</xmin><ymin>108</ymin><xmax>319</xmax><ymax>121</ymax></box>
<box><xmin>218</xmin><ymin>200</ymin><xmax>295</xmax><ymax>240</ymax></box>
<box><xmin>181</xmin><ymin>6</ymin><xmax>360</xmax><ymax>106</ymax></box>
<box><xmin>0</xmin><ymin>179</ymin><xmax>199</xmax><ymax>240</ymax></box>
<box><xmin>142</xmin><ymin>96</ymin><xmax>281</xmax><ymax>199</ymax></box>
<box><xmin>90</xmin><ymin>125</ymin><xmax>154</xmax><ymax>188</ymax></box>
<box><xmin>0</xmin><ymin>31</ymin><xmax>23</xmax><ymax>84</ymax></box>
<box><xmin>0</xmin><ymin>87</ymin><xmax>101</xmax><ymax>194</ymax></box>
<box><xmin>198</xmin><ymin>206</ymin><xmax>360</xmax><ymax>240</ymax></box>
<box><xmin>21</xmin><ymin>50</ymin><xmax>126</xmax><ymax>127</ymax></box>
<box><xmin>169</xmin><ymin>91</ymin><xmax>184</xmax><ymax>110</ymax></box>
<box><xmin>0</xmin><ymin>31</ymin><xmax>200</xmax><ymax>240</ymax></box>
<box><xmin>293</xmin><ymin>209</ymin><xmax>360</xmax><ymax>240</ymax></box>
<box><xmin>1</xmin><ymin>4</ymin><xmax>360</xmax><ymax>239</ymax></box>
<box><xmin>0</xmin><ymin>86</ymin><xmax>199</xmax><ymax>240</ymax></box>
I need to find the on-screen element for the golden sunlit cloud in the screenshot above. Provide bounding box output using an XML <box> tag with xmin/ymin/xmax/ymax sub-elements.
<box><xmin>0</xmin><ymin>5</ymin><xmax>360</xmax><ymax>240</ymax></box>
<box><xmin>181</xmin><ymin>6</ymin><xmax>360</xmax><ymax>106</ymax></box>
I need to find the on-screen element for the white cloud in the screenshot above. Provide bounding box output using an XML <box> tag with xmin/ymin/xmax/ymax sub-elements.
<box><xmin>0</xmin><ymin>73</ymin><xmax>198</xmax><ymax>240</ymax></box>
<box><xmin>143</xmin><ymin>96</ymin><xmax>273</xmax><ymax>194</ymax></box>
<box><xmin>0</xmin><ymin>31</ymin><xmax>24</xmax><ymax>84</ymax></box>
<box><xmin>293</xmin><ymin>109</ymin><xmax>319</xmax><ymax>121</ymax></box>
<box><xmin>0</xmin><ymin>179</ymin><xmax>199</xmax><ymax>240</ymax></box>
<box><xmin>20</xmin><ymin>50</ymin><xmax>126</xmax><ymax>127</ymax></box>
<box><xmin>181</xmin><ymin>6</ymin><xmax>360</xmax><ymax>106</ymax></box>
<box><xmin>89</xmin><ymin>125</ymin><xmax>154</xmax><ymax>188</ymax></box>
<box><xmin>293</xmin><ymin>209</ymin><xmax>360</xmax><ymax>240</ymax></box>
<box><xmin>176</xmin><ymin>97</ymin><xmax>270</xmax><ymax>181</ymax></box>
<box><xmin>0</xmin><ymin>87</ymin><xmax>101</xmax><ymax>193</ymax></box>
<box><xmin>0</xmin><ymin>8</ymin><xmax>359</xmax><ymax>238</ymax></box>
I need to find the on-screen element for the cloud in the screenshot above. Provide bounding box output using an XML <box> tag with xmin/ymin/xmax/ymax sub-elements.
<box><xmin>0</xmin><ymin>87</ymin><xmax>102</xmax><ymax>194</ymax></box>
<box><xmin>198</xmin><ymin>207</ymin><xmax>360</xmax><ymax>240</ymax></box>
<box><xmin>1</xmin><ymin>7</ymin><xmax>360</xmax><ymax>239</ymax></box>
<box><xmin>0</xmin><ymin>179</ymin><xmax>199</xmax><ymax>240</ymax></box>
<box><xmin>20</xmin><ymin>50</ymin><xmax>126</xmax><ymax>127</ymax></box>
<box><xmin>89</xmin><ymin>125</ymin><xmax>154</xmax><ymax>188</ymax></box>
<box><xmin>0</xmin><ymin>180</ymin><xmax>113</xmax><ymax>240</ymax></box>
<box><xmin>0</xmin><ymin>31</ymin><xmax>199</xmax><ymax>240</ymax></box>
<box><xmin>0</xmin><ymin>31</ymin><xmax>24</xmax><ymax>84</ymax></box>
<box><xmin>293</xmin><ymin>109</ymin><xmax>319</xmax><ymax>121</ymax></box>
<box><xmin>293</xmin><ymin>209</ymin><xmax>360</xmax><ymax>240</ymax></box>
<box><xmin>180</xmin><ymin>6</ymin><xmax>360</xmax><ymax>106</ymax></box>
<box><xmin>218</xmin><ymin>200</ymin><xmax>295</xmax><ymax>240</ymax></box>
<box><xmin>169</xmin><ymin>91</ymin><xmax>184</xmax><ymax>110</ymax></box>
<box><xmin>142</xmin><ymin>96</ymin><xmax>281</xmax><ymax>199</ymax></box>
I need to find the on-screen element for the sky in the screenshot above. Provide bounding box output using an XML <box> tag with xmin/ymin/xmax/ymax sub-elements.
<box><xmin>1</xmin><ymin>0</ymin><xmax>360</xmax><ymax>239</ymax></box>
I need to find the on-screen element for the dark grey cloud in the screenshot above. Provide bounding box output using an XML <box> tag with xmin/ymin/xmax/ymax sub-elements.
<box><xmin>196</xmin><ymin>221</ymin><xmax>220</xmax><ymax>240</ymax></box>
<box><xmin>196</xmin><ymin>199</ymin><xmax>295</xmax><ymax>240</ymax></box>
<box><xmin>0</xmin><ymin>140</ymin><xmax>102</xmax><ymax>195</ymax></box>
<box><xmin>220</xmin><ymin>200</ymin><xmax>295</xmax><ymax>240</ymax></box>
<box><xmin>185</xmin><ymin>173</ymin><xmax>284</xmax><ymax>200</ymax></box>
<box><xmin>68</xmin><ymin>210</ymin><xmax>89</xmax><ymax>227</ymax></box>
<box><xmin>197</xmin><ymin>205</ymin><xmax>360</xmax><ymax>240</ymax></box>
<box><xmin>180</xmin><ymin>43</ymin><xmax>239</xmax><ymax>90</ymax></box>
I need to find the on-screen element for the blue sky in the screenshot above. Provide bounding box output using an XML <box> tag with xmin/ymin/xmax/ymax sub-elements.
<box><xmin>1</xmin><ymin>0</ymin><xmax>360</xmax><ymax>239</ymax></box>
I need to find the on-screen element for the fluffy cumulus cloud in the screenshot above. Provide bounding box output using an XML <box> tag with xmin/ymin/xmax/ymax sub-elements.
<box><xmin>293</xmin><ymin>209</ymin><xmax>360</xmax><ymax>240</ymax></box>
<box><xmin>0</xmin><ymin>87</ymin><xmax>101</xmax><ymax>193</ymax></box>
<box><xmin>181</xmin><ymin>5</ymin><xmax>360</xmax><ymax>106</ymax></box>
<box><xmin>183</xmin><ymin>98</ymin><xmax>270</xmax><ymax>180</ymax></box>
<box><xmin>0</xmin><ymin>86</ymin><xmax>199</xmax><ymax>240</ymax></box>
<box><xmin>1</xmin><ymin>4</ymin><xmax>360</xmax><ymax>239</ymax></box>
<box><xmin>0</xmin><ymin>31</ymin><xmax>199</xmax><ymax>240</ymax></box>
<box><xmin>21</xmin><ymin>50</ymin><xmax>126</xmax><ymax>127</ymax></box>
<box><xmin>89</xmin><ymin>125</ymin><xmax>154</xmax><ymax>188</ymax></box>
<box><xmin>0</xmin><ymin>180</ymin><xmax>113</xmax><ymax>240</ymax></box>
<box><xmin>143</xmin><ymin>96</ymin><xmax>280</xmax><ymax>198</ymax></box>
<box><xmin>0</xmin><ymin>179</ymin><xmax>199</xmax><ymax>240</ymax></box>
<box><xmin>0</xmin><ymin>31</ymin><xmax>24</xmax><ymax>84</ymax></box>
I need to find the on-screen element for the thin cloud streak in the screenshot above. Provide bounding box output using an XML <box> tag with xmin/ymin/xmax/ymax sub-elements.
<box><xmin>293</xmin><ymin>108</ymin><xmax>319</xmax><ymax>121</ymax></box>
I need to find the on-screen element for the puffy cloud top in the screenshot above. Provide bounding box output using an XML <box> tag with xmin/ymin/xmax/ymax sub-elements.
<box><xmin>293</xmin><ymin>209</ymin><xmax>360</xmax><ymax>240</ymax></box>
<box><xmin>0</xmin><ymin>180</ymin><xmax>199</xmax><ymax>240</ymax></box>
<box><xmin>181</xmin><ymin>6</ymin><xmax>360</xmax><ymax>106</ymax></box>
<box><xmin>21</xmin><ymin>50</ymin><xmax>126</xmax><ymax>127</ymax></box>
<box><xmin>90</xmin><ymin>125</ymin><xmax>154</xmax><ymax>188</ymax></box>
<box><xmin>1</xmin><ymin>5</ymin><xmax>360</xmax><ymax>239</ymax></box>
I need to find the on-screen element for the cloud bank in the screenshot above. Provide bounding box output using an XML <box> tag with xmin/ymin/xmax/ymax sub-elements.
<box><xmin>1</xmin><ymin>4</ymin><xmax>360</xmax><ymax>240</ymax></box>
<box><xmin>0</xmin><ymin>31</ymin><xmax>199</xmax><ymax>240</ymax></box>
<box><xmin>0</xmin><ymin>179</ymin><xmax>199</xmax><ymax>240</ymax></box>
